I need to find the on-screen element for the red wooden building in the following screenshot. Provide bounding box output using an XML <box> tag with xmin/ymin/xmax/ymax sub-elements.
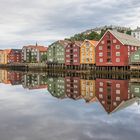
<box><xmin>65</xmin><ymin>41</ymin><xmax>82</xmax><ymax>66</ymax></box>
<box><xmin>8</xmin><ymin>71</ymin><xmax>22</xmax><ymax>85</ymax></box>
<box><xmin>95</xmin><ymin>79</ymin><xmax>134</xmax><ymax>114</ymax></box>
<box><xmin>65</xmin><ymin>77</ymin><xmax>81</xmax><ymax>100</ymax></box>
<box><xmin>8</xmin><ymin>49</ymin><xmax>22</xmax><ymax>63</ymax></box>
<box><xmin>96</xmin><ymin>30</ymin><xmax>140</xmax><ymax>66</ymax></box>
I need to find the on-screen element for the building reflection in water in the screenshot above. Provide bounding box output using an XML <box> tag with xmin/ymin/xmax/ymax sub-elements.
<box><xmin>47</xmin><ymin>77</ymin><xmax>66</xmax><ymax>99</ymax></box>
<box><xmin>0</xmin><ymin>69</ymin><xmax>140</xmax><ymax>114</ymax></box>
<box><xmin>65</xmin><ymin>77</ymin><xmax>81</xmax><ymax>100</ymax></box>
<box><xmin>81</xmin><ymin>79</ymin><xmax>96</xmax><ymax>103</ymax></box>
<box><xmin>22</xmin><ymin>73</ymin><xmax>48</xmax><ymax>90</ymax></box>
<box><xmin>96</xmin><ymin>79</ymin><xmax>137</xmax><ymax>114</ymax></box>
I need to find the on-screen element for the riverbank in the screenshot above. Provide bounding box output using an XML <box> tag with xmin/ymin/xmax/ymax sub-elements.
<box><xmin>0</xmin><ymin>63</ymin><xmax>140</xmax><ymax>75</ymax></box>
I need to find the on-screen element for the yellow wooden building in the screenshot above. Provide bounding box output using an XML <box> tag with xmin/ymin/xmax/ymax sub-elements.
<box><xmin>0</xmin><ymin>49</ymin><xmax>11</xmax><ymax>64</ymax></box>
<box><xmin>0</xmin><ymin>50</ymin><xmax>3</xmax><ymax>64</ymax></box>
<box><xmin>81</xmin><ymin>79</ymin><xmax>96</xmax><ymax>103</ymax></box>
<box><xmin>80</xmin><ymin>40</ymin><xmax>98</xmax><ymax>64</ymax></box>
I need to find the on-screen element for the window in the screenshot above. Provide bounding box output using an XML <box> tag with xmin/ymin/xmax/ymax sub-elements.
<box><xmin>67</xmin><ymin>79</ymin><xmax>70</xmax><ymax>82</ymax></box>
<box><xmin>107</xmin><ymin>46</ymin><xmax>111</xmax><ymax>50</ymax></box>
<box><xmin>99</xmin><ymin>82</ymin><xmax>103</xmax><ymax>86</ymax></box>
<box><xmin>107</xmin><ymin>58</ymin><xmax>111</xmax><ymax>62</ymax></box>
<box><xmin>134</xmin><ymin>88</ymin><xmax>139</xmax><ymax>93</ymax></box>
<box><xmin>99</xmin><ymin>88</ymin><xmax>103</xmax><ymax>92</ymax></box>
<box><xmin>101</xmin><ymin>40</ymin><xmax>104</xmax><ymax>44</ymax></box>
<box><xmin>99</xmin><ymin>58</ymin><xmax>103</xmax><ymax>62</ymax></box>
<box><xmin>99</xmin><ymin>52</ymin><xmax>103</xmax><ymax>57</ymax></box>
<box><xmin>116</xmin><ymin>84</ymin><xmax>120</xmax><ymax>88</ymax></box>
<box><xmin>116</xmin><ymin>97</ymin><xmax>120</xmax><ymax>101</ymax></box>
<box><xmin>74</xmin><ymin>54</ymin><xmax>78</xmax><ymax>57</ymax></box>
<box><xmin>116</xmin><ymin>52</ymin><xmax>120</xmax><ymax>56</ymax></box>
<box><xmin>116</xmin><ymin>90</ymin><xmax>120</xmax><ymax>94</ymax></box>
<box><xmin>74</xmin><ymin>85</ymin><xmax>78</xmax><ymax>88</ymax></box>
<box><xmin>99</xmin><ymin>46</ymin><xmax>103</xmax><ymax>50</ymax></box>
<box><xmin>113</xmin><ymin>39</ymin><xmax>117</xmax><ymax>43</ymax></box>
<box><xmin>81</xmin><ymin>48</ymin><xmax>84</xmax><ymax>52</ymax></box>
<box><xmin>134</xmin><ymin>54</ymin><xmax>140</xmax><ymax>60</ymax></box>
<box><xmin>116</xmin><ymin>58</ymin><xmax>120</xmax><ymax>62</ymax></box>
<box><xmin>113</xmin><ymin>102</ymin><xmax>117</xmax><ymax>106</ymax></box>
<box><xmin>102</xmin><ymin>101</ymin><xmax>105</xmax><ymax>104</ymax></box>
<box><xmin>116</xmin><ymin>45</ymin><xmax>120</xmax><ymax>49</ymax></box>
<box><xmin>99</xmin><ymin>94</ymin><xmax>103</xmax><ymax>99</ymax></box>
<box><xmin>85</xmin><ymin>42</ymin><xmax>90</xmax><ymax>47</ymax></box>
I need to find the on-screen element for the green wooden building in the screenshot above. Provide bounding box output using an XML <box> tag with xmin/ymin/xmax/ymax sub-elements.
<box><xmin>47</xmin><ymin>77</ymin><xmax>66</xmax><ymax>99</ymax></box>
<box><xmin>129</xmin><ymin>82</ymin><xmax>140</xmax><ymax>98</ymax></box>
<box><xmin>129</xmin><ymin>49</ymin><xmax>140</xmax><ymax>64</ymax></box>
<box><xmin>47</xmin><ymin>40</ymin><xmax>70</xmax><ymax>65</ymax></box>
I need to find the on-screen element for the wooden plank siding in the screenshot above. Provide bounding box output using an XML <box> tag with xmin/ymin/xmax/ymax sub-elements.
<box><xmin>96</xmin><ymin>30</ymin><xmax>140</xmax><ymax>66</ymax></box>
<box><xmin>80</xmin><ymin>40</ymin><xmax>98</xmax><ymax>65</ymax></box>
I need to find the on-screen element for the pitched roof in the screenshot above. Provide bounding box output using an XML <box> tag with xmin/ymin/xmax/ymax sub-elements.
<box><xmin>58</xmin><ymin>40</ymin><xmax>71</xmax><ymax>47</ymax></box>
<box><xmin>4</xmin><ymin>49</ymin><xmax>12</xmax><ymax>54</ymax></box>
<box><xmin>88</xmin><ymin>40</ymin><xmax>99</xmax><ymax>46</ymax></box>
<box><xmin>50</xmin><ymin>40</ymin><xmax>71</xmax><ymax>48</ymax></box>
<box><xmin>23</xmin><ymin>45</ymin><xmax>48</xmax><ymax>52</ymax></box>
<box><xmin>109</xmin><ymin>30</ymin><xmax>140</xmax><ymax>47</ymax></box>
<box><xmin>74</xmin><ymin>41</ymin><xmax>83</xmax><ymax>46</ymax></box>
<box><xmin>110</xmin><ymin>97</ymin><xmax>139</xmax><ymax>114</ymax></box>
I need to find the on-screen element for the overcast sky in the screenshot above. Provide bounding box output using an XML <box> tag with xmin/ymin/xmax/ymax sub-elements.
<box><xmin>0</xmin><ymin>0</ymin><xmax>140</xmax><ymax>49</ymax></box>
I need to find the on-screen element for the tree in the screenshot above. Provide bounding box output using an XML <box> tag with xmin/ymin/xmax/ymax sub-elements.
<box><xmin>41</xmin><ymin>54</ymin><xmax>47</xmax><ymax>63</ymax></box>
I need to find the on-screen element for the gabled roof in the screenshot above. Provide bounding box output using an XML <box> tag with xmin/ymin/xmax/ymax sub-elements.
<box><xmin>88</xmin><ymin>40</ymin><xmax>98</xmax><ymax>46</ymax></box>
<box><xmin>50</xmin><ymin>40</ymin><xmax>71</xmax><ymax>48</ymax></box>
<box><xmin>110</xmin><ymin>97</ymin><xmax>139</xmax><ymax>114</ymax></box>
<box><xmin>109</xmin><ymin>30</ymin><xmax>140</xmax><ymax>47</ymax></box>
<box><xmin>81</xmin><ymin>40</ymin><xmax>98</xmax><ymax>47</ymax></box>
<box><xmin>74</xmin><ymin>41</ymin><xmax>83</xmax><ymax>46</ymax></box>
<box><xmin>4</xmin><ymin>49</ymin><xmax>12</xmax><ymax>54</ymax></box>
<box><xmin>23</xmin><ymin>45</ymin><xmax>47</xmax><ymax>52</ymax></box>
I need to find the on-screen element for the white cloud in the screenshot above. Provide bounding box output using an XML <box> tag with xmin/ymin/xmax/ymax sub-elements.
<box><xmin>0</xmin><ymin>0</ymin><xmax>139</xmax><ymax>49</ymax></box>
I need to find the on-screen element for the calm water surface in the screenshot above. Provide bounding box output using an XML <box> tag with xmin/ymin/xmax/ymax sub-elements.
<box><xmin>0</xmin><ymin>70</ymin><xmax>140</xmax><ymax>140</ymax></box>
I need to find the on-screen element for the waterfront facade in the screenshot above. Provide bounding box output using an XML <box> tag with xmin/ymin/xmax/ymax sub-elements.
<box><xmin>0</xmin><ymin>49</ymin><xmax>11</xmax><ymax>64</ymax></box>
<box><xmin>129</xmin><ymin>49</ymin><xmax>140</xmax><ymax>64</ymax></box>
<box><xmin>47</xmin><ymin>40</ymin><xmax>70</xmax><ymax>65</ymax></box>
<box><xmin>65</xmin><ymin>77</ymin><xmax>81</xmax><ymax>100</ymax></box>
<box><xmin>47</xmin><ymin>77</ymin><xmax>66</xmax><ymax>99</ymax></box>
<box><xmin>81</xmin><ymin>79</ymin><xmax>96</xmax><ymax>103</ymax></box>
<box><xmin>0</xmin><ymin>50</ymin><xmax>3</xmax><ymax>64</ymax></box>
<box><xmin>129</xmin><ymin>82</ymin><xmax>140</xmax><ymax>98</ymax></box>
<box><xmin>22</xmin><ymin>73</ymin><xmax>48</xmax><ymax>90</ymax></box>
<box><xmin>95</xmin><ymin>79</ymin><xmax>134</xmax><ymax>113</ymax></box>
<box><xmin>7</xmin><ymin>49</ymin><xmax>22</xmax><ymax>63</ymax></box>
<box><xmin>96</xmin><ymin>30</ymin><xmax>140</xmax><ymax>66</ymax></box>
<box><xmin>65</xmin><ymin>41</ymin><xmax>82</xmax><ymax>66</ymax></box>
<box><xmin>80</xmin><ymin>40</ymin><xmax>98</xmax><ymax>65</ymax></box>
<box><xmin>22</xmin><ymin>45</ymin><xmax>47</xmax><ymax>63</ymax></box>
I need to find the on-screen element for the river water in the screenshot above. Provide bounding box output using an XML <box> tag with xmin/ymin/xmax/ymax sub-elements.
<box><xmin>0</xmin><ymin>69</ymin><xmax>140</xmax><ymax>140</ymax></box>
